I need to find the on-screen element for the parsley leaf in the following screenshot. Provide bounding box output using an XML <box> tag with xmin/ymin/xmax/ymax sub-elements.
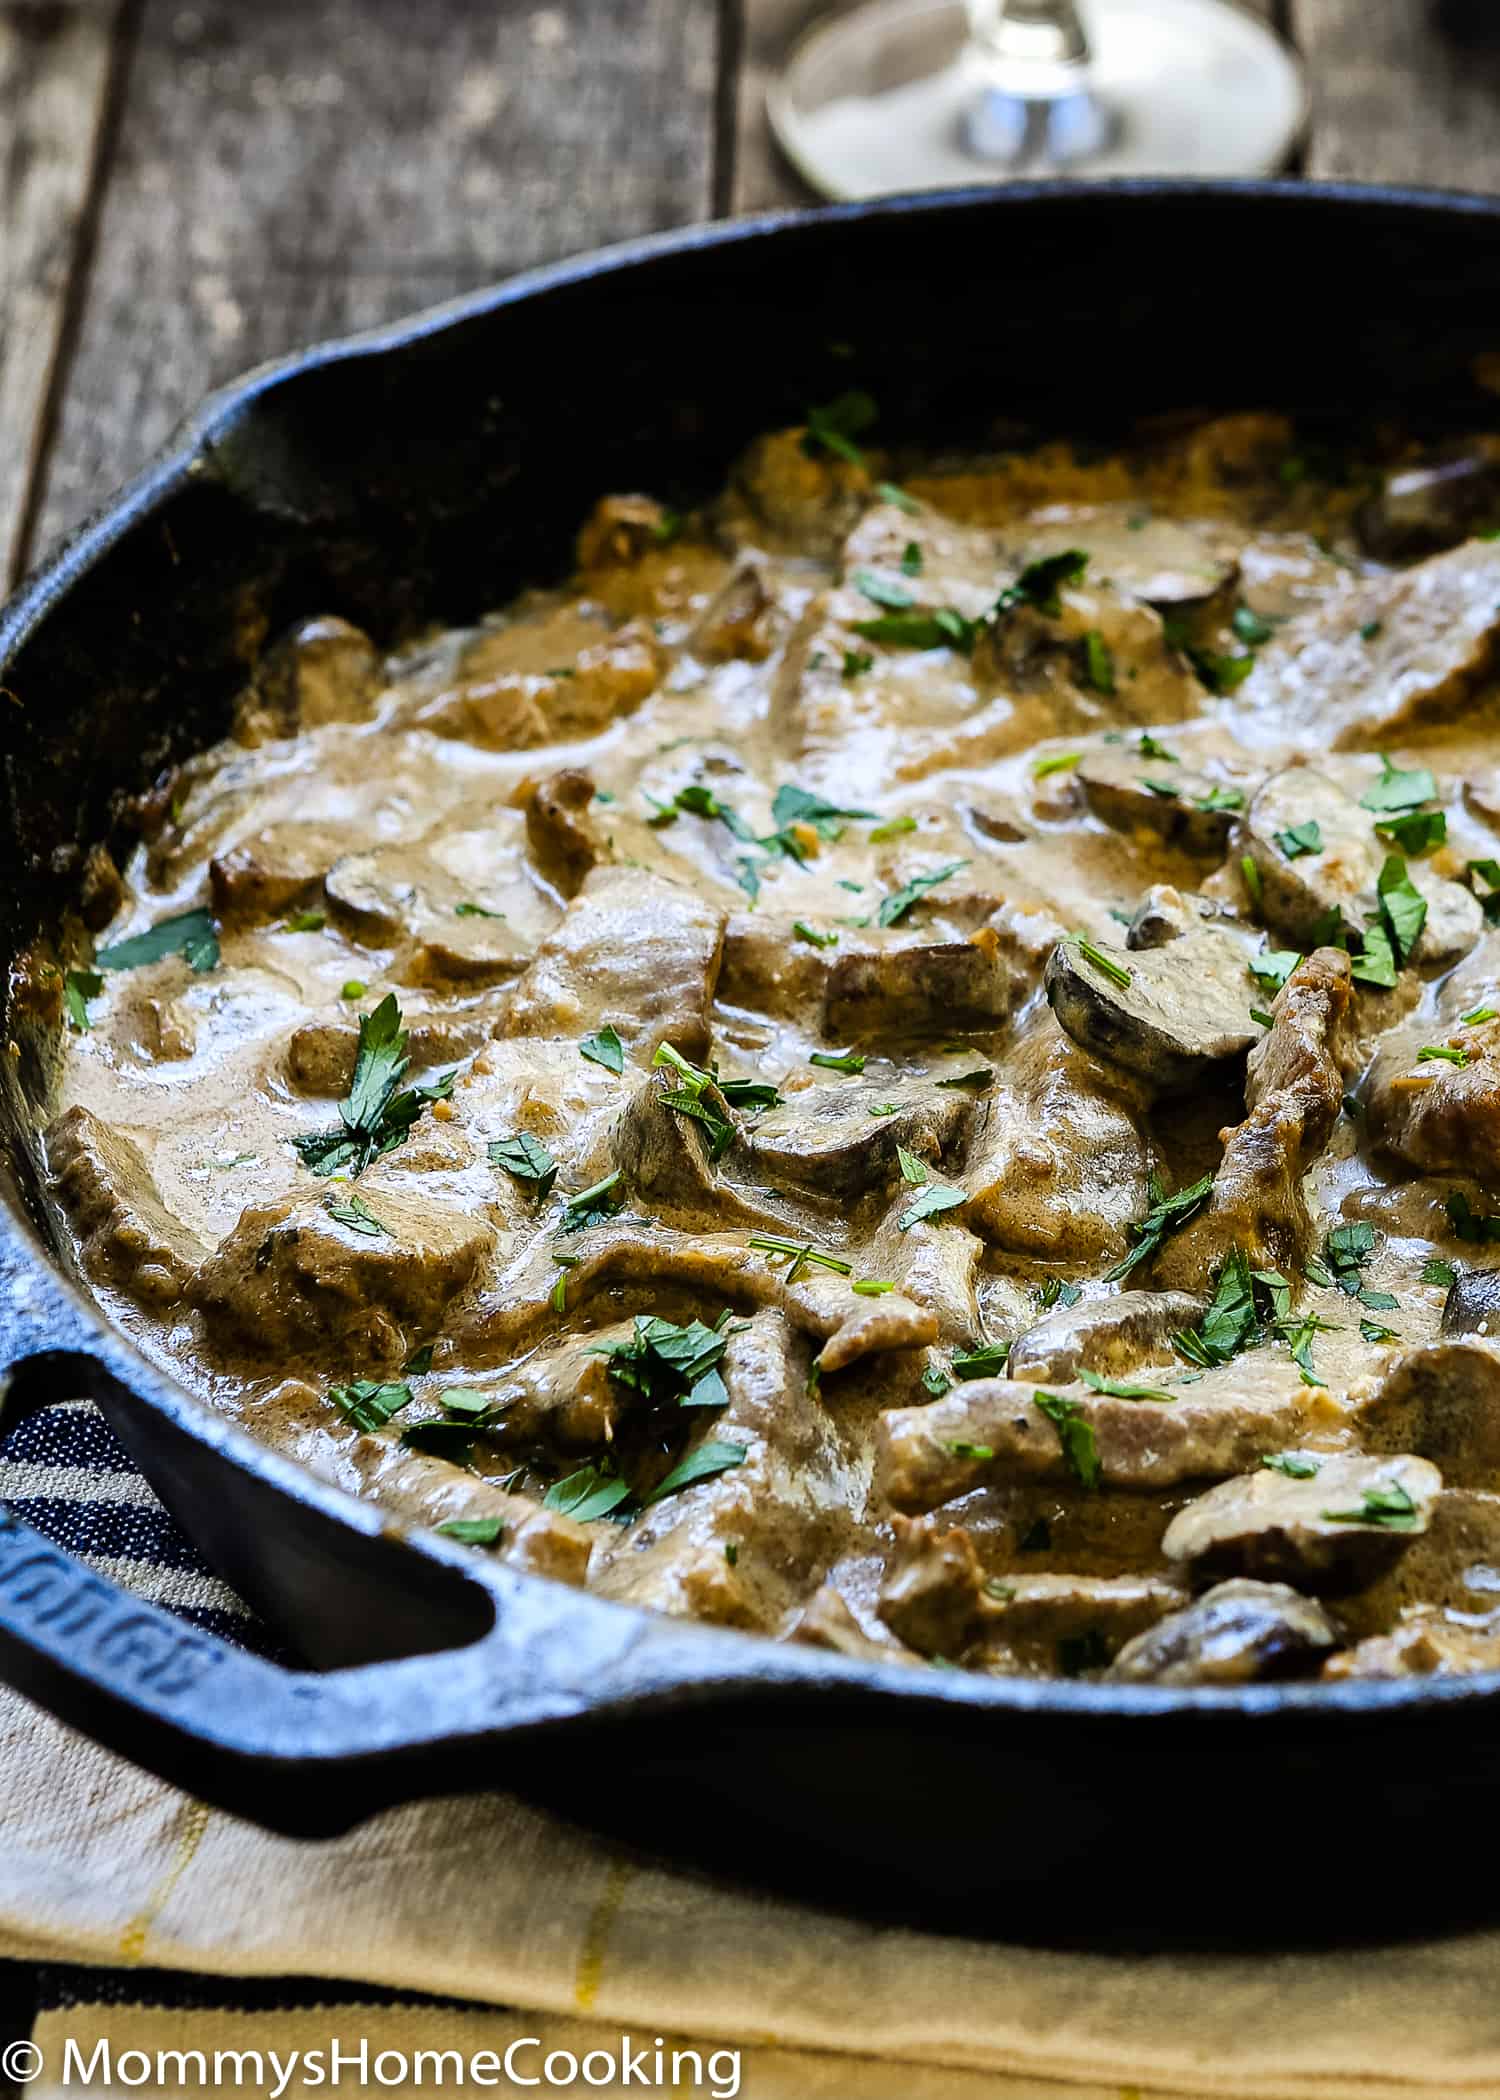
<box><xmin>771</xmin><ymin>784</ymin><xmax>876</xmax><ymax>837</ymax></box>
<box><xmin>1275</xmin><ymin>820</ymin><xmax>1323</xmax><ymax>860</ymax></box>
<box><xmin>1034</xmin><ymin>751</ymin><xmax>1082</xmax><ymax>779</ymax></box>
<box><xmin>558</xmin><ymin>1170</ymin><xmax>623</xmax><ymax>1234</ymax></box>
<box><xmin>293</xmin><ymin>995</ymin><xmax>454</xmax><ymax>1179</ymax></box>
<box><xmin>545</xmin><ymin>1461</ymin><xmax>632</xmax><ymax>1521</ymax></box>
<box><xmin>645</xmin><ymin>1439</ymin><xmax>749</xmax><ymax>1503</ymax></box>
<box><xmin>1034</xmin><ymin>1391</ymin><xmax>1102</xmax><ymax>1490</ymax></box>
<box><xmin>897</xmin><ymin>1184</ymin><xmax>967</xmax><ymax>1231</ymax></box>
<box><xmin>803</xmin><ymin>390</ymin><xmax>877</xmax><ymax>466</ymax></box>
<box><xmin>997</xmin><ymin>549</ymin><xmax>1089</xmax><ymax>617</ymax></box>
<box><xmin>579</xmin><ymin>1024</ymin><xmax>626</xmax><ymax>1074</ymax></box>
<box><xmin>435</xmin><ymin>1516</ymin><xmax>506</xmax><ymax>1547</ymax></box>
<box><xmin>1078</xmin><ymin>1365</ymin><xmax>1174</xmax><ymax>1402</ymax></box>
<box><xmin>489</xmin><ymin>1132</ymin><xmax>559</xmax><ymax>1200</ymax></box>
<box><xmin>96</xmin><ymin>907</ymin><xmax>219</xmax><ymax>975</ymax></box>
<box><xmin>1262</xmin><ymin>1452</ymin><xmax>1320</xmax><ymax>1479</ymax></box>
<box><xmin>1376</xmin><ymin>808</ymin><xmax>1446</xmax><ymax>856</ymax></box>
<box><xmin>325</xmin><ymin>1193</ymin><xmax>391</xmax><ymax>1237</ymax></box>
<box><xmin>590</xmin><ymin>1310</ymin><xmax>741</xmax><ymax>1412</ymax></box>
<box><xmin>1322</xmin><ymin>1481</ymin><xmax>1421</xmax><ymax>1530</ymax></box>
<box><xmin>1469</xmin><ymin>858</ymin><xmax>1500</xmax><ymax>922</ymax></box>
<box><xmin>1377</xmin><ymin>856</ymin><xmax>1427</xmax><ymax>965</ymax></box>
<box><xmin>1446</xmin><ymin>1191</ymin><xmax>1500</xmax><ymax>1244</ymax></box>
<box><xmin>330</xmin><ymin>1378</ymin><xmax>414</xmax><ymax>1433</ymax></box>
<box><xmin>853</xmin><ymin>568</ymin><xmax>915</xmax><ymax>611</ymax></box>
<box><xmin>896</xmin><ymin>1144</ymin><xmax>928</xmax><ymax>1185</ymax></box>
<box><xmin>1359</xmin><ymin>754</ymin><xmax>1437</xmax><ymax>815</ymax></box>
<box><xmin>1081</xmin><ymin>631</ymin><xmax>1115</xmax><ymax>695</ymax></box>
<box><xmin>792</xmin><ymin>920</ymin><xmax>838</xmax><ymax>949</ymax></box>
<box><xmin>852</xmin><ymin>608</ymin><xmax>977</xmax><ymax>652</ymax></box>
<box><xmin>1104</xmin><ymin>1172</ymin><xmax>1213</xmax><ymax>1283</ymax></box>
<box><xmin>810</xmin><ymin>1048</ymin><xmax>866</xmax><ymax>1074</ymax></box>
<box><xmin>877</xmin><ymin>859</ymin><xmax>967</xmax><ymax>927</ymax></box>
<box><xmin>1174</xmin><ymin>1249</ymin><xmax>1258</xmax><ymax>1366</ymax></box>
<box><xmin>1250</xmin><ymin>947</ymin><xmax>1302</xmax><ymax>991</ymax></box>
<box><xmin>951</xmin><ymin>1342</ymin><xmax>1011</xmax><ymax>1380</ymax></box>
<box><xmin>1233</xmin><ymin>604</ymin><xmax>1274</xmax><ymax>645</ymax></box>
<box><xmin>1423</xmin><ymin>1255</ymin><xmax>1457</xmax><ymax>1287</ymax></box>
<box><xmin>63</xmin><ymin>967</ymin><xmax>103</xmax><ymax>1032</ymax></box>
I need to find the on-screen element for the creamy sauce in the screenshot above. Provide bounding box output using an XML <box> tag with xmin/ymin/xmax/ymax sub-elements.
<box><xmin>36</xmin><ymin>409</ymin><xmax>1500</xmax><ymax>1682</ymax></box>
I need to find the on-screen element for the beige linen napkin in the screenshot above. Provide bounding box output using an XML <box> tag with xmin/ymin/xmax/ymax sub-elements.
<box><xmin>3</xmin><ymin>1688</ymin><xmax>1500</xmax><ymax>2099</ymax></box>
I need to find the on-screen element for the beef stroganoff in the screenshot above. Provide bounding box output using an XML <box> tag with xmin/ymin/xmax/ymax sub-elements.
<box><xmin>31</xmin><ymin>400</ymin><xmax>1500</xmax><ymax>1684</ymax></box>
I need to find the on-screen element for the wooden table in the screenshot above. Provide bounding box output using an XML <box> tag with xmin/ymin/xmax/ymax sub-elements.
<box><xmin>3</xmin><ymin>0</ymin><xmax>1498</xmax><ymax>590</ymax></box>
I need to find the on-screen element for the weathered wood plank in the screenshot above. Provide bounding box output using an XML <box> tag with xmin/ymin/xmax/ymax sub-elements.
<box><xmin>0</xmin><ymin>1</ymin><xmax>119</xmax><ymax>585</ymax></box>
<box><xmin>1291</xmin><ymin>0</ymin><xmax>1500</xmax><ymax>187</ymax></box>
<box><xmin>731</xmin><ymin>0</ymin><xmax>1280</xmax><ymax>213</ymax></box>
<box><xmin>32</xmin><ymin>0</ymin><xmax>719</xmax><ymax>560</ymax></box>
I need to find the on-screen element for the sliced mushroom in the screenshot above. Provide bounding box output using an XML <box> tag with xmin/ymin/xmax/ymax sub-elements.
<box><xmin>1076</xmin><ymin>749</ymin><xmax>1250</xmax><ymax>854</ymax></box>
<box><xmin>1356</xmin><ymin>445</ymin><xmax>1500</xmax><ymax>561</ymax></box>
<box><xmin>1325</xmin><ymin>1604</ymin><xmax>1500</xmax><ymax>1680</ymax></box>
<box><xmin>1443</xmin><ymin>1266</ymin><xmax>1500</xmax><ymax>1339</ymax></box>
<box><xmin>1356</xmin><ymin>1339</ymin><xmax>1500</xmax><ymax>1487</ymax></box>
<box><xmin>1162</xmin><ymin>1452</ymin><xmax>1442</xmax><ymax>1593</ymax></box>
<box><xmin>1107</xmin><ymin>1579</ymin><xmax>1341</xmax><ymax>1685</ymax></box>
<box><xmin>1044</xmin><ymin>928</ymin><xmax>1259</xmax><ymax>1092</ymax></box>
<box><xmin>1003</xmin><ymin>512</ymin><xmax>1236</xmax><ymax>607</ymax></box>
<box><xmin>1126</xmin><ymin>884</ymin><xmax>1236</xmax><ymax>951</ymax></box>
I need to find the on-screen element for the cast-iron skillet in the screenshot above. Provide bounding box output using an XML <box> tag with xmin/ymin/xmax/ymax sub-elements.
<box><xmin>4</xmin><ymin>182</ymin><xmax>1500</xmax><ymax>1940</ymax></box>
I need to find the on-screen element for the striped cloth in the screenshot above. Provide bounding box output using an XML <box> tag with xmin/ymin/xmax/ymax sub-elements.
<box><xmin>3</xmin><ymin>1395</ymin><xmax>1500</xmax><ymax>2100</ymax></box>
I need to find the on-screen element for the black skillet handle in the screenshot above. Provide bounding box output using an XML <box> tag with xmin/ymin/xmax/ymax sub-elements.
<box><xmin>0</xmin><ymin>1245</ymin><xmax>818</xmax><ymax>1833</ymax></box>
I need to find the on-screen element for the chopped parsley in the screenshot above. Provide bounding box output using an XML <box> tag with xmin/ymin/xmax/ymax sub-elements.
<box><xmin>1034</xmin><ymin>1391</ymin><xmax>1101</xmax><ymax>1490</ymax></box>
<box><xmin>1174</xmin><ymin>1249</ymin><xmax>1259</xmax><ymax>1367</ymax></box>
<box><xmin>1071</xmin><ymin>935</ymin><xmax>1132</xmax><ymax>990</ymax></box>
<box><xmin>877</xmin><ymin>480</ymin><xmax>920</xmax><ymax>513</ymax></box>
<box><xmin>1137</xmin><ymin>733</ymin><xmax>1178</xmax><ymax>761</ymax></box>
<box><xmin>1360</xmin><ymin>1316</ymin><xmax>1402</xmax><ymax>1344</ymax></box>
<box><xmin>1468</xmin><ymin>859</ymin><xmax>1500</xmax><ymax>922</ymax></box>
<box><xmin>951</xmin><ymin>1342</ymin><xmax>1010</xmax><ymax>1380</ymax></box>
<box><xmin>1376</xmin><ymin>808</ymin><xmax>1446</xmax><ymax>856</ymax></box>
<box><xmin>1232</xmin><ymin>605</ymin><xmax>1274</xmax><ymax>645</ymax></box>
<box><xmin>897</xmin><ymin>1184</ymin><xmax>967</xmax><ymax>1231</ymax></box>
<box><xmin>1275</xmin><ymin>820</ymin><xmax>1323</xmax><ymax>860</ymax></box>
<box><xmin>901</xmin><ymin>542</ymin><xmax>924</xmax><ymax>575</ymax></box>
<box><xmin>922</xmin><ymin>1361</ymin><xmax>954</xmax><ymax>1397</ymax></box>
<box><xmin>590</xmin><ymin>1310</ymin><xmax>742</xmax><ymax>1413</ymax></box>
<box><xmin>1104</xmin><ymin>1172</ymin><xmax>1213</xmax><ymax>1283</ymax></box>
<box><xmin>1241</xmin><ymin>854</ymin><xmax>1264</xmax><ymax>909</ymax></box>
<box><xmin>489</xmin><ymin>1132</ymin><xmax>559</xmax><ymax>1200</ymax></box>
<box><xmin>869</xmin><ymin>814</ymin><xmax>917</xmax><ymax>842</ymax></box>
<box><xmin>435</xmin><ymin>1516</ymin><xmax>506</xmax><ymax>1547</ymax></box>
<box><xmin>293</xmin><ymin>995</ymin><xmax>454</xmax><ymax>1179</ymax></box>
<box><xmin>947</xmin><ymin>1441</ymin><xmax>995</xmax><ymax>1461</ymax></box>
<box><xmin>1033</xmin><ymin>751</ymin><xmax>1081</xmax><ymax>779</ymax></box>
<box><xmin>674</xmin><ymin>782</ymin><xmax>759</xmax><ymax>841</ymax></box>
<box><xmin>936</xmin><ymin>1068</ymin><xmax>994</xmax><ymax>1090</ymax></box>
<box><xmin>330</xmin><ymin>1378</ymin><xmax>414</xmax><ymax>1433</ymax></box>
<box><xmin>1184</xmin><ymin>646</ymin><xmax>1254</xmax><ymax>694</ymax></box>
<box><xmin>996</xmin><ymin>549</ymin><xmax>1089</xmax><ymax>617</ymax></box>
<box><xmin>63</xmin><ymin>967</ymin><xmax>103</xmax><ymax>1032</ymax></box>
<box><xmin>544</xmin><ymin>1461</ymin><xmax>632</xmax><ymax>1522</ymax></box>
<box><xmin>852</xmin><ymin>608</ymin><xmax>977</xmax><ymax>653</ymax></box>
<box><xmin>1250</xmin><ymin>947</ymin><xmax>1302</xmax><ymax>991</ymax></box>
<box><xmin>1081</xmin><ymin>631</ymin><xmax>1115</xmax><ymax>695</ymax></box>
<box><xmin>1461</xmin><ymin>1005</ymin><xmax>1499</xmax><ymax>1026</ymax></box>
<box><xmin>877</xmin><ymin>858</ymin><xmax>968</xmax><ymax>927</ymax></box>
<box><xmin>748</xmin><ymin>1232</ymin><xmax>852</xmax><ymax>1280</ymax></box>
<box><xmin>793</xmin><ymin>920</ymin><xmax>838</xmax><ymax>948</ymax></box>
<box><xmin>645</xmin><ymin>1439</ymin><xmax>748</xmax><ymax>1504</ymax></box>
<box><xmin>852</xmin><ymin>1278</ymin><xmax>896</xmax><ymax>1296</ymax></box>
<box><xmin>853</xmin><ymin>568</ymin><xmax>916</xmax><ymax>611</ymax></box>
<box><xmin>96</xmin><ymin>907</ymin><xmax>219</xmax><ymax>975</ymax></box>
<box><xmin>325</xmin><ymin>1193</ymin><xmax>391</xmax><ymax>1237</ymax></box>
<box><xmin>810</xmin><ymin>1048</ymin><xmax>866</xmax><ymax>1074</ymax></box>
<box><xmin>802</xmin><ymin>390</ymin><xmax>877</xmax><ymax>466</ymax></box>
<box><xmin>1446</xmin><ymin>1191</ymin><xmax>1500</xmax><ymax>1244</ymax></box>
<box><xmin>579</xmin><ymin>1024</ymin><xmax>626</xmax><ymax>1074</ymax></box>
<box><xmin>1359</xmin><ymin>754</ymin><xmax>1437</xmax><ymax>815</ymax></box>
<box><xmin>842</xmin><ymin>649</ymin><xmax>874</xmax><ymax>680</ymax></box>
<box><xmin>558</xmin><ymin>1171</ymin><xmax>623</xmax><ymax>1233</ymax></box>
<box><xmin>1322</xmin><ymin>1482</ymin><xmax>1421</xmax><ymax>1531</ymax></box>
<box><xmin>896</xmin><ymin>1144</ymin><xmax>928</xmax><ymax>1185</ymax></box>
<box><xmin>1196</xmin><ymin>785</ymin><xmax>1245</xmax><ymax>813</ymax></box>
<box><xmin>1262</xmin><ymin>1452</ymin><xmax>1321</xmax><ymax>1479</ymax></box>
<box><xmin>718</xmin><ymin>1076</ymin><xmax>784</xmax><ymax>1112</ymax></box>
<box><xmin>1141</xmin><ymin>777</ymin><xmax>1180</xmax><ymax>800</ymax></box>
<box><xmin>1417</xmin><ymin>1043</ymin><xmax>1469</xmax><ymax>1068</ymax></box>
<box><xmin>1078</xmin><ymin>1366</ymin><xmax>1174</xmax><ymax>1402</ymax></box>
<box><xmin>1360</xmin><ymin>620</ymin><xmax>1383</xmax><ymax>642</ymax></box>
<box><xmin>283</xmin><ymin>909</ymin><xmax>326</xmax><ymax>932</ymax></box>
<box><xmin>1036</xmin><ymin>1278</ymin><xmax>1083</xmax><ymax>1310</ymax></box>
<box><xmin>1320</xmin><ymin>1220</ymin><xmax>1399</xmax><ymax>1312</ymax></box>
<box><xmin>1376</xmin><ymin>856</ymin><xmax>1427</xmax><ymax>965</ymax></box>
<box><xmin>454</xmin><ymin>900</ymin><xmax>506</xmax><ymax>919</ymax></box>
<box><xmin>1422</xmin><ymin>1255</ymin><xmax>1457</xmax><ymax>1287</ymax></box>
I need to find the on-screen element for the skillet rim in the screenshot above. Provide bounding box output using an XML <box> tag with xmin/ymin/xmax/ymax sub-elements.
<box><xmin>8</xmin><ymin>175</ymin><xmax>1500</xmax><ymax>1731</ymax></box>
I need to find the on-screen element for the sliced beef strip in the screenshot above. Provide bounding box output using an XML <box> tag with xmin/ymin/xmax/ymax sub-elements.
<box><xmin>191</xmin><ymin>1183</ymin><xmax>492</xmax><ymax>1368</ymax></box>
<box><xmin>1355</xmin><ymin>444</ymin><xmax>1500</xmax><ymax>561</ymax></box>
<box><xmin>719</xmin><ymin>913</ymin><xmax>837</xmax><ymax>1024</ymax></box>
<box><xmin>326</xmin><ymin>817</ymin><xmax>555</xmax><ymax>987</ymax></box>
<box><xmin>1076</xmin><ymin>749</ymin><xmax>1254</xmax><ymax>854</ymax></box>
<box><xmin>48</xmin><ymin>1105</ymin><xmax>207</xmax><ymax>1308</ymax></box>
<box><xmin>254</xmin><ymin>1378</ymin><xmax>591</xmax><ymax>1587</ymax></box>
<box><xmin>1153</xmin><ymin>947</ymin><xmax>1355</xmax><ymax>1290</ymax></box>
<box><xmin>794</xmin><ymin>1584</ymin><xmax>918</xmax><ymax>1665</ymax></box>
<box><xmin>444</xmin><ymin>1218</ymin><xmax>937</xmax><ymax>1377</ymax></box>
<box><xmin>210</xmin><ymin>822</ymin><xmax>334</xmax><ymax>925</ymax></box>
<box><xmin>503</xmin><ymin>865</ymin><xmax>725</xmax><ymax>1064</ymax></box>
<box><xmin>412</xmin><ymin>611</ymin><xmax>664</xmax><ymax>748</ymax></box>
<box><xmin>976</xmin><ymin>589</ymin><xmax>1205</xmax><ymax>730</ymax></box>
<box><xmin>610</xmin><ymin>1072</ymin><xmax>792</xmax><ymax>1233</ymax></box>
<box><xmin>1161</xmin><ymin>1452</ymin><xmax>1442</xmax><ymax>1593</ymax></box>
<box><xmin>284</xmin><ymin>1013</ymin><xmax>488</xmax><ymax>1097</ymax></box>
<box><xmin>738</xmin><ymin>1079</ymin><xmax>979</xmax><ymax>1202</ymax></box>
<box><xmin>824</xmin><ymin>925</ymin><xmax>1024</xmax><ymax>1041</ymax></box>
<box><xmin>976</xmin><ymin>1571</ymin><xmax>1186</xmax><ymax>1675</ymax></box>
<box><xmin>1324</xmin><ymin>1605</ymin><xmax>1500</xmax><ymax>1680</ymax></box>
<box><xmin>1240</xmin><ymin>767</ymin><xmax>1481</xmax><ymax>967</ymax></box>
<box><xmin>235</xmin><ymin>615</ymin><xmax>382</xmax><ymax>744</ymax></box>
<box><xmin>960</xmin><ymin>1010</ymin><xmax>1152</xmax><ymax>1265</ymax></box>
<box><xmin>689</xmin><ymin>556</ymin><xmax>783</xmax><ymax>662</ymax></box>
<box><xmin>1239</xmin><ymin>538</ymin><xmax>1500</xmax><ymax>749</ymax></box>
<box><xmin>1356</xmin><ymin>1339</ymin><xmax>1500</xmax><ymax>1487</ymax></box>
<box><xmin>588</xmin><ymin>1311</ymin><xmax>859</xmax><ymax>1632</ymax></box>
<box><xmin>878</xmin><ymin>1377</ymin><xmax>1315</xmax><ymax>1513</ymax></box>
<box><xmin>1045</xmin><ymin>925</ymin><xmax>1259</xmax><ymax>1092</ymax></box>
<box><xmin>1365</xmin><ymin>1015</ymin><xmax>1500</xmax><ymax>1181</ymax></box>
<box><xmin>1007</xmin><ymin>1290</ymin><xmax>1206</xmax><ymax>1385</ymax></box>
<box><xmin>1107</xmin><ymin>1579</ymin><xmax>1341</xmax><ymax>1685</ymax></box>
<box><xmin>522</xmin><ymin>768</ymin><xmax>603</xmax><ymax>895</ymax></box>
<box><xmin>876</xmin><ymin>1513</ymin><xmax>986</xmax><ymax>1656</ymax></box>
